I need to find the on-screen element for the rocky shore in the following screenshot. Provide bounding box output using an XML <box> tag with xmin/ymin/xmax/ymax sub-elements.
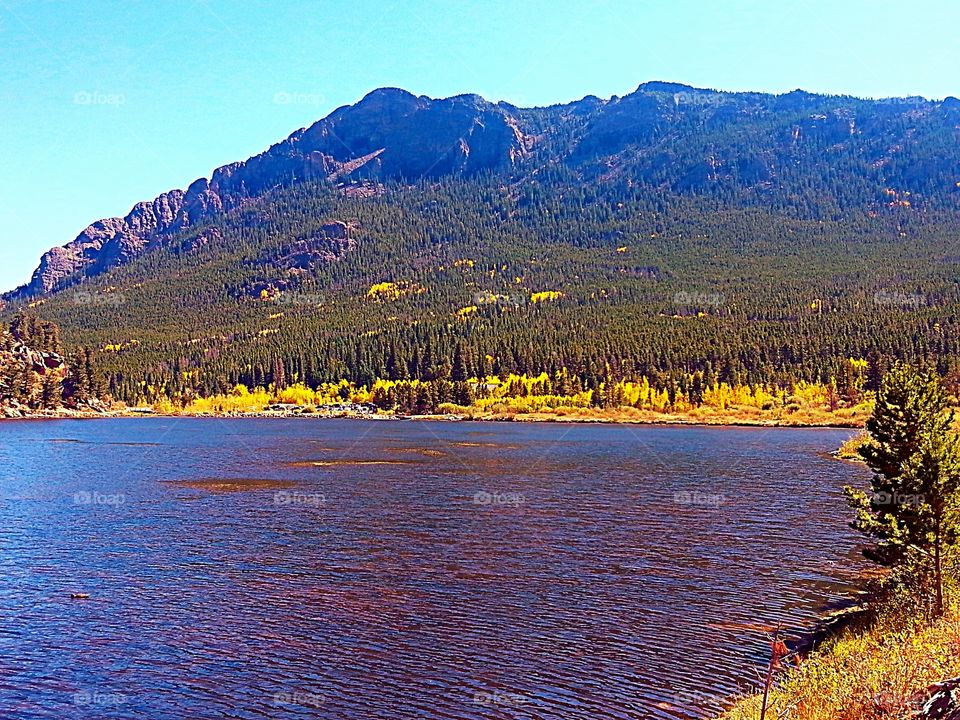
<box><xmin>1</xmin><ymin>401</ymin><xmax>118</xmax><ymax>420</ymax></box>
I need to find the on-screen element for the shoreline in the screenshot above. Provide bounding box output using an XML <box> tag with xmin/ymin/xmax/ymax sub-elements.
<box><xmin>0</xmin><ymin>407</ymin><xmax>869</xmax><ymax>429</ymax></box>
<box><xmin>717</xmin><ymin>598</ymin><xmax>873</xmax><ymax>718</ymax></box>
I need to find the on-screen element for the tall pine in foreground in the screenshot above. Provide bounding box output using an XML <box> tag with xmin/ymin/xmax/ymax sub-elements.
<box><xmin>846</xmin><ymin>364</ymin><xmax>960</xmax><ymax>618</ymax></box>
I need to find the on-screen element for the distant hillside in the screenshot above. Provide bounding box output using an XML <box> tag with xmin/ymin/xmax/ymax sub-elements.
<box><xmin>8</xmin><ymin>83</ymin><xmax>960</xmax><ymax>299</ymax></box>
<box><xmin>4</xmin><ymin>82</ymin><xmax>960</xmax><ymax>407</ymax></box>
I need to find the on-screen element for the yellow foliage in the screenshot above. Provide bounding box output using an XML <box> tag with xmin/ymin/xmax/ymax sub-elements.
<box><xmin>456</xmin><ymin>306</ymin><xmax>478</xmax><ymax>317</ymax></box>
<box><xmin>102</xmin><ymin>339</ymin><xmax>139</xmax><ymax>353</ymax></box>
<box><xmin>151</xmin><ymin>397</ymin><xmax>179</xmax><ymax>415</ymax></box>
<box><xmin>530</xmin><ymin>291</ymin><xmax>564</xmax><ymax>303</ymax></box>
<box><xmin>276</xmin><ymin>384</ymin><xmax>318</xmax><ymax>405</ymax></box>
<box><xmin>792</xmin><ymin>381</ymin><xmax>827</xmax><ymax>405</ymax></box>
<box><xmin>366</xmin><ymin>281</ymin><xmax>426</xmax><ymax>301</ymax></box>
<box><xmin>139</xmin><ymin>365</ymin><xmax>864</xmax><ymax>428</ymax></box>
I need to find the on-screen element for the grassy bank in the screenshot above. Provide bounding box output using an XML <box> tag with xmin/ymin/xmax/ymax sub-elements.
<box><xmin>720</xmin><ymin>596</ymin><xmax>960</xmax><ymax>719</ymax></box>
<box><xmin>834</xmin><ymin>430</ymin><xmax>871</xmax><ymax>460</ymax></box>
<box><xmin>453</xmin><ymin>404</ymin><xmax>869</xmax><ymax>427</ymax></box>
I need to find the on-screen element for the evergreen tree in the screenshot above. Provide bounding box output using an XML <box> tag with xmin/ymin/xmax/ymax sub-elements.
<box><xmin>846</xmin><ymin>363</ymin><xmax>960</xmax><ymax>618</ymax></box>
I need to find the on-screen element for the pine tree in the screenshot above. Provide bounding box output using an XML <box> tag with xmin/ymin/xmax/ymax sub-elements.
<box><xmin>846</xmin><ymin>363</ymin><xmax>960</xmax><ymax>618</ymax></box>
<box><xmin>451</xmin><ymin>344</ymin><xmax>467</xmax><ymax>382</ymax></box>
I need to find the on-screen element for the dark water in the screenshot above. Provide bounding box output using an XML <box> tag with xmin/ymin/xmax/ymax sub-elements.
<box><xmin>0</xmin><ymin>418</ymin><xmax>870</xmax><ymax>719</ymax></box>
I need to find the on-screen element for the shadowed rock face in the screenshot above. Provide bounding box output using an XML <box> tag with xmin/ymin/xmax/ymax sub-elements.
<box><xmin>917</xmin><ymin>677</ymin><xmax>960</xmax><ymax>719</ymax></box>
<box><xmin>274</xmin><ymin>221</ymin><xmax>358</xmax><ymax>270</ymax></box>
<box><xmin>7</xmin><ymin>82</ymin><xmax>958</xmax><ymax>299</ymax></box>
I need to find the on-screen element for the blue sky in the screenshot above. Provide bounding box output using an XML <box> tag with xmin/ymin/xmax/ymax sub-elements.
<box><xmin>1</xmin><ymin>0</ymin><xmax>957</xmax><ymax>292</ymax></box>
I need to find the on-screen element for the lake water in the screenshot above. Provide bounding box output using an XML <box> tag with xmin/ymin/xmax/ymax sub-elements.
<box><xmin>0</xmin><ymin>418</ymin><xmax>870</xmax><ymax>719</ymax></box>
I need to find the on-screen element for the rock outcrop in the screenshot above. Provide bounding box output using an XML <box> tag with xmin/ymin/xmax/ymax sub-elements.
<box><xmin>274</xmin><ymin>221</ymin><xmax>358</xmax><ymax>270</ymax></box>
<box><xmin>0</xmin><ymin>325</ymin><xmax>66</xmax><ymax>413</ymax></box>
<box><xmin>917</xmin><ymin>677</ymin><xmax>960</xmax><ymax>719</ymax></box>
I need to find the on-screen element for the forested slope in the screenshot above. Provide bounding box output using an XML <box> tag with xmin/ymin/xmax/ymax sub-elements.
<box><xmin>4</xmin><ymin>83</ymin><xmax>960</xmax><ymax>409</ymax></box>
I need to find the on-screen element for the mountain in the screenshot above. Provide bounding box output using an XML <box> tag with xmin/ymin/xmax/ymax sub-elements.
<box><xmin>5</xmin><ymin>82</ymin><xmax>960</xmax><ymax>407</ymax></box>
<box><xmin>9</xmin><ymin>83</ymin><xmax>960</xmax><ymax>300</ymax></box>
<box><xmin>8</xmin><ymin>88</ymin><xmax>532</xmax><ymax>299</ymax></box>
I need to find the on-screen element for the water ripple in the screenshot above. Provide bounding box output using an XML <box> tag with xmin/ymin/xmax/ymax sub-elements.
<box><xmin>0</xmin><ymin>419</ymin><xmax>870</xmax><ymax>719</ymax></box>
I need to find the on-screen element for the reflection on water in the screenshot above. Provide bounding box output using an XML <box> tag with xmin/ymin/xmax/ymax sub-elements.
<box><xmin>0</xmin><ymin>419</ymin><xmax>869</xmax><ymax>719</ymax></box>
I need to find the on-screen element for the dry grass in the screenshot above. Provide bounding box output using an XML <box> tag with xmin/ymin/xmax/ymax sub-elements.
<box><xmin>835</xmin><ymin>431</ymin><xmax>872</xmax><ymax>461</ymax></box>
<box><xmin>471</xmin><ymin>403</ymin><xmax>872</xmax><ymax>427</ymax></box>
<box><xmin>721</xmin><ymin>602</ymin><xmax>960</xmax><ymax>720</ymax></box>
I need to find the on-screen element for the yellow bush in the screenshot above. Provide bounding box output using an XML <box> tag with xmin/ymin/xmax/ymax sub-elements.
<box><xmin>276</xmin><ymin>383</ymin><xmax>318</xmax><ymax>405</ymax></box>
<box><xmin>366</xmin><ymin>281</ymin><xmax>426</xmax><ymax>301</ymax></box>
<box><xmin>530</xmin><ymin>290</ymin><xmax>564</xmax><ymax>303</ymax></box>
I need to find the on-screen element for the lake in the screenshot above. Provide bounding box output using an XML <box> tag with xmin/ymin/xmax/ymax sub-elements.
<box><xmin>0</xmin><ymin>418</ymin><xmax>870</xmax><ymax>719</ymax></box>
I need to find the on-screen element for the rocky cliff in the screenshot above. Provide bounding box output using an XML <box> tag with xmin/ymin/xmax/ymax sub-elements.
<box><xmin>0</xmin><ymin>322</ymin><xmax>65</xmax><ymax>416</ymax></box>
<box><xmin>8</xmin><ymin>88</ymin><xmax>532</xmax><ymax>299</ymax></box>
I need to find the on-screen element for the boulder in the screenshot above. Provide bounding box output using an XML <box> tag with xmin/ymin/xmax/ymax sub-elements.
<box><xmin>918</xmin><ymin>677</ymin><xmax>960</xmax><ymax>719</ymax></box>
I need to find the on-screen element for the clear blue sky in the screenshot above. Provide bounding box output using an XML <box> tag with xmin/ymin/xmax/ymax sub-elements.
<box><xmin>1</xmin><ymin>0</ymin><xmax>957</xmax><ymax>292</ymax></box>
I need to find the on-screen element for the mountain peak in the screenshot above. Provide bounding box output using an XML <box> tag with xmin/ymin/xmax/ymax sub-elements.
<box><xmin>359</xmin><ymin>86</ymin><xmax>419</xmax><ymax>102</ymax></box>
<box><xmin>635</xmin><ymin>81</ymin><xmax>696</xmax><ymax>94</ymax></box>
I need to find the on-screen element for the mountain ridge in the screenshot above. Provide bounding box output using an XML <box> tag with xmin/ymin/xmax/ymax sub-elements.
<box><xmin>8</xmin><ymin>81</ymin><xmax>960</xmax><ymax>299</ymax></box>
